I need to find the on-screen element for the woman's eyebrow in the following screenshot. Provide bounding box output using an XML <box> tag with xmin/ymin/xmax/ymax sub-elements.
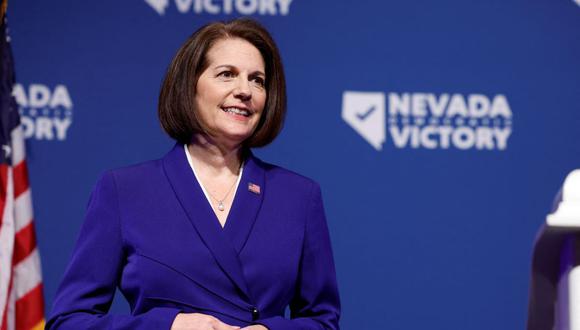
<box><xmin>250</xmin><ymin>71</ymin><xmax>266</xmax><ymax>77</ymax></box>
<box><xmin>214</xmin><ymin>64</ymin><xmax>265</xmax><ymax>77</ymax></box>
<box><xmin>214</xmin><ymin>64</ymin><xmax>235</xmax><ymax>70</ymax></box>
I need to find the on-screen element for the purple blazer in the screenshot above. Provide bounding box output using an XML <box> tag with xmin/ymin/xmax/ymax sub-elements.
<box><xmin>47</xmin><ymin>144</ymin><xmax>340</xmax><ymax>329</ymax></box>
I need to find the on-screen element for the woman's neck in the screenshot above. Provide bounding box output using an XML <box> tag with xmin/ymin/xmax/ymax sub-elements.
<box><xmin>187</xmin><ymin>134</ymin><xmax>243</xmax><ymax>176</ymax></box>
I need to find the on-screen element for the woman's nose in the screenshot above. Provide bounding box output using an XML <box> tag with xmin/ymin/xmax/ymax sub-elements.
<box><xmin>233</xmin><ymin>77</ymin><xmax>252</xmax><ymax>100</ymax></box>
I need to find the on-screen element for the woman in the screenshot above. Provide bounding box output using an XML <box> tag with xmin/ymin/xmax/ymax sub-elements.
<box><xmin>47</xmin><ymin>18</ymin><xmax>340</xmax><ymax>330</ymax></box>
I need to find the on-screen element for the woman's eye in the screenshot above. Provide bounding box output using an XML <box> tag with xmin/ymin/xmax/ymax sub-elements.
<box><xmin>252</xmin><ymin>77</ymin><xmax>265</xmax><ymax>87</ymax></box>
<box><xmin>218</xmin><ymin>71</ymin><xmax>234</xmax><ymax>78</ymax></box>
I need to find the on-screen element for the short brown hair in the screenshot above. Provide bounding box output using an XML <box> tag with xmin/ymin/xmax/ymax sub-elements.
<box><xmin>158</xmin><ymin>18</ymin><xmax>286</xmax><ymax>148</ymax></box>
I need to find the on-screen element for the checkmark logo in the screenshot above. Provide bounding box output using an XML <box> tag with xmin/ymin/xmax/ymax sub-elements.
<box><xmin>144</xmin><ymin>0</ymin><xmax>169</xmax><ymax>15</ymax></box>
<box><xmin>342</xmin><ymin>91</ymin><xmax>386</xmax><ymax>150</ymax></box>
<box><xmin>356</xmin><ymin>106</ymin><xmax>376</xmax><ymax>121</ymax></box>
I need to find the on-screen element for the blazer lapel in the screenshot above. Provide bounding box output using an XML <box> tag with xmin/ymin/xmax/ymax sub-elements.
<box><xmin>161</xmin><ymin>143</ymin><xmax>252</xmax><ymax>302</ymax></box>
<box><xmin>224</xmin><ymin>151</ymin><xmax>265</xmax><ymax>254</ymax></box>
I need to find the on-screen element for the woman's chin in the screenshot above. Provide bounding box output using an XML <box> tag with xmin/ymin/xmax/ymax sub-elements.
<box><xmin>208</xmin><ymin>130</ymin><xmax>253</xmax><ymax>148</ymax></box>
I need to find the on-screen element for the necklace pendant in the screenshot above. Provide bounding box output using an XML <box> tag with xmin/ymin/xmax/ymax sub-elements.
<box><xmin>217</xmin><ymin>201</ymin><xmax>225</xmax><ymax>211</ymax></box>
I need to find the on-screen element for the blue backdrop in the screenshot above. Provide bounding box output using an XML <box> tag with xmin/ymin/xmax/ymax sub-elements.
<box><xmin>8</xmin><ymin>0</ymin><xmax>580</xmax><ymax>328</ymax></box>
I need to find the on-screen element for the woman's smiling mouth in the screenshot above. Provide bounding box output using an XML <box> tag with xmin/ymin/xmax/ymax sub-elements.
<box><xmin>221</xmin><ymin>106</ymin><xmax>251</xmax><ymax>117</ymax></box>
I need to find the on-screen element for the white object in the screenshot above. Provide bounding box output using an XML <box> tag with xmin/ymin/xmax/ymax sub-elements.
<box><xmin>547</xmin><ymin>170</ymin><xmax>580</xmax><ymax>329</ymax></box>
<box><xmin>548</xmin><ymin>169</ymin><xmax>580</xmax><ymax>227</ymax></box>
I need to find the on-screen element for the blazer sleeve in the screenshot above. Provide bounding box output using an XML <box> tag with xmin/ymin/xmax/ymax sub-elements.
<box><xmin>46</xmin><ymin>171</ymin><xmax>181</xmax><ymax>330</ymax></box>
<box><xmin>256</xmin><ymin>183</ymin><xmax>341</xmax><ymax>330</ymax></box>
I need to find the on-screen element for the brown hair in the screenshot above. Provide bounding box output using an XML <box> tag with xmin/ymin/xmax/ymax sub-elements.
<box><xmin>158</xmin><ymin>18</ymin><xmax>286</xmax><ymax>147</ymax></box>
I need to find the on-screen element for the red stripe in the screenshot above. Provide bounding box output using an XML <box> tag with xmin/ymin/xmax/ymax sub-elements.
<box><xmin>13</xmin><ymin>161</ymin><xmax>29</xmax><ymax>199</ymax></box>
<box><xmin>12</xmin><ymin>222</ymin><xmax>36</xmax><ymax>266</ymax></box>
<box><xmin>15</xmin><ymin>284</ymin><xmax>44</xmax><ymax>330</ymax></box>
<box><xmin>0</xmin><ymin>164</ymin><xmax>8</xmax><ymax>229</ymax></box>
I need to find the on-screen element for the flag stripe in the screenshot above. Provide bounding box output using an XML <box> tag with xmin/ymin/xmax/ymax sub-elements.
<box><xmin>9</xmin><ymin>129</ymin><xmax>24</xmax><ymax>166</ymax></box>
<box><xmin>0</xmin><ymin>166</ymin><xmax>13</xmax><ymax>327</ymax></box>
<box><xmin>1</xmin><ymin>14</ymin><xmax>45</xmax><ymax>330</ymax></box>
<box><xmin>13</xmin><ymin>249</ymin><xmax>42</xmax><ymax>300</ymax></box>
<box><xmin>1</xmin><ymin>262</ymin><xmax>13</xmax><ymax>330</ymax></box>
<box><xmin>12</xmin><ymin>162</ymin><xmax>28</xmax><ymax>199</ymax></box>
<box><xmin>13</xmin><ymin>190</ymin><xmax>31</xmax><ymax>232</ymax></box>
<box><xmin>6</xmin><ymin>282</ymin><xmax>14</xmax><ymax>330</ymax></box>
<box><xmin>12</xmin><ymin>222</ymin><xmax>36</xmax><ymax>266</ymax></box>
<box><xmin>0</xmin><ymin>164</ymin><xmax>7</xmax><ymax>220</ymax></box>
<box><xmin>0</xmin><ymin>292</ymin><xmax>7</xmax><ymax>330</ymax></box>
<box><xmin>15</xmin><ymin>284</ymin><xmax>43</xmax><ymax>330</ymax></box>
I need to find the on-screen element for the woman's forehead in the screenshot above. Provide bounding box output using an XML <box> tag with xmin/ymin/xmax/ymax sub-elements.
<box><xmin>206</xmin><ymin>38</ymin><xmax>265</xmax><ymax>70</ymax></box>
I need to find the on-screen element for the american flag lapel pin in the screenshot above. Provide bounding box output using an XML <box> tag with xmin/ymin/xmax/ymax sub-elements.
<box><xmin>248</xmin><ymin>182</ymin><xmax>261</xmax><ymax>195</ymax></box>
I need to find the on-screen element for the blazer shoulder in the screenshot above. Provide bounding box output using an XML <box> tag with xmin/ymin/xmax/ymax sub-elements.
<box><xmin>99</xmin><ymin>158</ymin><xmax>165</xmax><ymax>188</ymax></box>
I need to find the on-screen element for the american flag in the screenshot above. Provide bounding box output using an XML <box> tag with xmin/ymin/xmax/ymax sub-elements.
<box><xmin>0</xmin><ymin>4</ymin><xmax>45</xmax><ymax>330</ymax></box>
<box><xmin>248</xmin><ymin>182</ymin><xmax>261</xmax><ymax>195</ymax></box>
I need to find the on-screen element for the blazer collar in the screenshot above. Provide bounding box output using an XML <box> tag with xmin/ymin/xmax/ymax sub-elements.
<box><xmin>161</xmin><ymin>143</ymin><xmax>265</xmax><ymax>304</ymax></box>
<box><xmin>224</xmin><ymin>149</ymin><xmax>265</xmax><ymax>254</ymax></box>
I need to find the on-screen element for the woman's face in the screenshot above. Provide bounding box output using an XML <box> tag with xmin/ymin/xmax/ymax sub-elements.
<box><xmin>194</xmin><ymin>37</ymin><xmax>267</xmax><ymax>147</ymax></box>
